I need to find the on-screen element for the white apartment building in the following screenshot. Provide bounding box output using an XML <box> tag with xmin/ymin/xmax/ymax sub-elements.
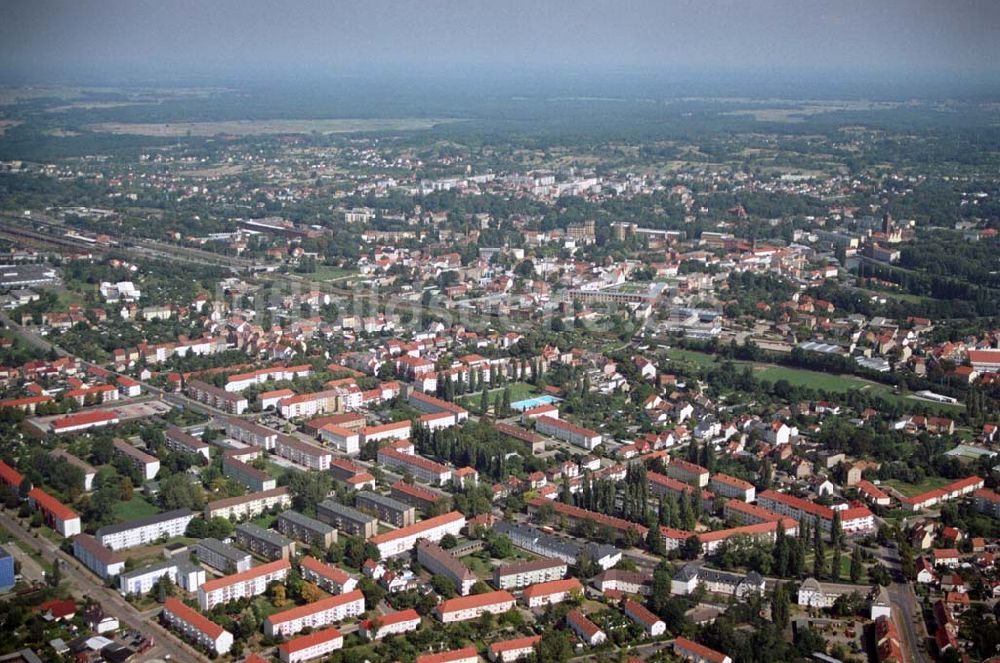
<box><xmin>119</xmin><ymin>559</ymin><xmax>204</xmax><ymax>595</ymax></box>
<box><xmin>534</xmin><ymin>415</ymin><xmax>602</xmax><ymax>450</ymax></box>
<box><xmin>278</xmin><ymin>628</ymin><xmax>344</xmax><ymax>663</ymax></box>
<box><xmin>73</xmin><ymin>533</ymin><xmax>125</xmax><ymax>580</ymax></box>
<box><xmin>275</xmin><ymin>434</ymin><xmax>332</xmax><ymax>470</ymax></box>
<box><xmin>264</xmin><ymin>590</ymin><xmax>365</xmax><ymax>637</ymax></box>
<box><xmin>224</xmin><ymin>417</ymin><xmax>278</xmax><ymax>450</ymax></box>
<box><xmin>204</xmin><ymin>486</ymin><xmax>292</xmax><ymax>521</ymax></box>
<box><xmin>162</xmin><ymin>598</ymin><xmax>233</xmax><ymax>657</ymax></box>
<box><xmin>95</xmin><ymin>509</ymin><xmax>194</xmax><ymax>551</ymax></box>
<box><xmin>359</xmin><ymin>609</ymin><xmax>421</xmax><ymax>640</ymax></box>
<box><xmin>493</xmin><ymin>557</ymin><xmax>567</xmax><ymax>590</ymax></box>
<box><xmin>198</xmin><ymin>559</ymin><xmax>291</xmax><ymax>610</ymax></box>
<box><xmin>368</xmin><ymin>511</ymin><xmax>466</xmax><ymax>558</ymax></box>
<box><xmin>319</xmin><ymin>424</ymin><xmax>361</xmax><ymax>454</ymax></box>
<box><xmin>434</xmin><ymin>591</ymin><xmax>516</xmax><ymax>623</ymax></box>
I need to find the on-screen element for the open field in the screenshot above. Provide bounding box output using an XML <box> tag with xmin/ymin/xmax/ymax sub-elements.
<box><xmin>666</xmin><ymin>348</ymin><xmax>962</xmax><ymax>413</ymax></box>
<box><xmin>885</xmin><ymin>476</ymin><xmax>953</xmax><ymax>497</ymax></box>
<box><xmin>457</xmin><ymin>382</ymin><xmax>538</xmax><ymax>409</ymax></box>
<box><xmin>86</xmin><ymin>118</ymin><xmax>459</xmax><ymax>137</ymax></box>
<box><xmin>111</xmin><ymin>495</ymin><xmax>160</xmax><ymax>521</ymax></box>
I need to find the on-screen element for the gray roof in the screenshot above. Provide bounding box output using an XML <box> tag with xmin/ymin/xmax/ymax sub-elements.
<box><xmin>277</xmin><ymin>510</ymin><xmax>335</xmax><ymax>534</ymax></box>
<box><xmin>318</xmin><ymin>499</ymin><xmax>376</xmax><ymax>524</ymax></box>
<box><xmin>236</xmin><ymin>523</ymin><xmax>293</xmax><ymax>548</ymax></box>
<box><xmin>119</xmin><ymin>558</ymin><xmax>201</xmax><ymax>581</ymax></box>
<box><xmin>356</xmin><ymin>490</ymin><xmax>412</xmax><ymax>513</ymax></box>
<box><xmin>494</xmin><ymin>521</ymin><xmax>620</xmax><ymax>562</ymax></box>
<box><xmin>95</xmin><ymin>509</ymin><xmax>193</xmax><ymax>538</ymax></box>
<box><xmin>193</xmin><ymin>537</ymin><xmax>250</xmax><ymax>562</ymax></box>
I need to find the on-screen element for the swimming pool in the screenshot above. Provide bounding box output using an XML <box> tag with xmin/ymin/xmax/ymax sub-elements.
<box><xmin>510</xmin><ymin>394</ymin><xmax>561</xmax><ymax>411</ymax></box>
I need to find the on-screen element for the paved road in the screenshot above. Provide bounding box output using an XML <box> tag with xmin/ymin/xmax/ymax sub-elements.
<box><xmin>0</xmin><ymin>511</ymin><xmax>203</xmax><ymax>663</ymax></box>
<box><xmin>877</xmin><ymin>544</ymin><xmax>929</xmax><ymax>663</ymax></box>
<box><xmin>4</xmin><ymin>540</ymin><xmax>45</xmax><ymax>583</ymax></box>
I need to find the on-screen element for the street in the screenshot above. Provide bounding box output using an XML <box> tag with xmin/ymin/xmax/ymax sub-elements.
<box><xmin>0</xmin><ymin>511</ymin><xmax>204</xmax><ymax>663</ymax></box>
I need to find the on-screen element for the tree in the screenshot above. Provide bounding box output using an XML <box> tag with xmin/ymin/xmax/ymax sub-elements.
<box><xmin>534</xmin><ymin>628</ymin><xmax>574</xmax><ymax>663</ymax></box>
<box><xmin>159</xmin><ymin>473</ymin><xmax>204</xmax><ymax>511</ymax></box>
<box><xmin>850</xmin><ymin>545</ymin><xmax>863</xmax><ymax>583</ymax></box>
<box><xmin>440</xmin><ymin>534</ymin><xmax>458</xmax><ymax>549</ymax></box>
<box><xmin>479</xmin><ymin>388</ymin><xmax>490</xmax><ymax>416</ymax></box>
<box><xmin>47</xmin><ymin>559</ymin><xmax>62</xmax><ymax>588</ymax></box>
<box><xmin>681</xmin><ymin>535</ymin><xmax>702</xmax><ymax>560</ymax></box>
<box><xmin>269</xmin><ymin>583</ymin><xmax>288</xmax><ymax>607</ymax></box>
<box><xmin>646</xmin><ymin>527</ymin><xmax>666</xmax><ymax>556</ymax></box>
<box><xmin>771</xmin><ymin>581</ymin><xmax>789</xmax><ymax>630</ymax></box>
<box><xmin>431</xmin><ymin>575</ymin><xmax>457</xmax><ymax>598</ymax></box>
<box><xmin>830</xmin><ymin>544</ymin><xmax>842</xmax><ymax>582</ymax></box>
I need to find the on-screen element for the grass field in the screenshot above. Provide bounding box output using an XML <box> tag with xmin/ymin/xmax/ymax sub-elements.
<box><xmin>305</xmin><ymin>265</ymin><xmax>356</xmax><ymax>282</ymax></box>
<box><xmin>87</xmin><ymin>118</ymin><xmax>458</xmax><ymax>137</ymax></box>
<box><xmin>457</xmin><ymin>382</ymin><xmax>539</xmax><ymax>410</ymax></box>
<box><xmin>885</xmin><ymin>476</ymin><xmax>953</xmax><ymax>497</ymax></box>
<box><xmin>112</xmin><ymin>495</ymin><xmax>160</xmax><ymax>521</ymax></box>
<box><xmin>666</xmin><ymin>348</ymin><xmax>961</xmax><ymax>413</ymax></box>
<box><xmin>462</xmin><ymin>554</ymin><xmax>496</xmax><ymax>577</ymax></box>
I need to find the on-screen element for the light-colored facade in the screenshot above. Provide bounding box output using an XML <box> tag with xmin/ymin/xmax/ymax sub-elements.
<box><xmin>264</xmin><ymin>590</ymin><xmax>366</xmax><ymax>637</ymax></box>
<box><xmin>198</xmin><ymin>559</ymin><xmax>291</xmax><ymax>610</ymax></box>
<box><xmin>95</xmin><ymin>509</ymin><xmax>194</xmax><ymax>551</ymax></box>
<box><xmin>162</xmin><ymin>597</ymin><xmax>233</xmax><ymax>656</ymax></box>
<box><xmin>369</xmin><ymin>511</ymin><xmax>466</xmax><ymax>558</ymax></box>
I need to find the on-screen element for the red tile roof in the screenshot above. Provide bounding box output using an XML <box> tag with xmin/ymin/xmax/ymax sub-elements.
<box><xmin>277</xmin><ymin>627</ymin><xmax>343</xmax><ymax>654</ymax></box>
<box><xmin>163</xmin><ymin>597</ymin><xmax>224</xmax><ymax>639</ymax></box>
<box><xmin>200</xmin><ymin>559</ymin><xmax>290</xmax><ymax>593</ymax></box>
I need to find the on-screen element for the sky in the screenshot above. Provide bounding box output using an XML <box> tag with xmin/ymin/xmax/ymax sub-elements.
<box><xmin>1</xmin><ymin>0</ymin><xmax>998</xmax><ymax>84</ymax></box>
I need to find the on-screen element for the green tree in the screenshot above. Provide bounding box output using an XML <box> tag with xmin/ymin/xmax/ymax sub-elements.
<box><xmin>771</xmin><ymin>581</ymin><xmax>789</xmax><ymax>630</ymax></box>
<box><xmin>850</xmin><ymin>545</ymin><xmax>863</xmax><ymax>583</ymax></box>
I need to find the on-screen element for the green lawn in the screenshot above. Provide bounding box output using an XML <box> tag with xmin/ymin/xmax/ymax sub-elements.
<box><xmin>666</xmin><ymin>348</ymin><xmax>726</xmax><ymax>368</ymax></box>
<box><xmin>252</xmin><ymin>514</ymin><xmax>277</xmax><ymax>529</ymax></box>
<box><xmin>112</xmin><ymin>495</ymin><xmax>160</xmax><ymax>521</ymax></box>
<box><xmin>457</xmin><ymin>382</ymin><xmax>539</xmax><ymax>409</ymax></box>
<box><xmin>885</xmin><ymin>476</ymin><xmax>953</xmax><ymax>497</ymax></box>
<box><xmin>462</xmin><ymin>554</ymin><xmax>495</xmax><ymax>577</ymax></box>
<box><xmin>303</xmin><ymin>265</ymin><xmax>356</xmax><ymax>282</ymax></box>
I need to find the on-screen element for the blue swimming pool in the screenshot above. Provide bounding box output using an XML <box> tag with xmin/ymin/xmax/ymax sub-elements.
<box><xmin>510</xmin><ymin>394</ymin><xmax>561</xmax><ymax>411</ymax></box>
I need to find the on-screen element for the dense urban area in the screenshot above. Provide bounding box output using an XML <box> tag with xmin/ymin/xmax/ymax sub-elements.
<box><xmin>0</xmin><ymin>82</ymin><xmax>997</xmax><ymax>663</ymax></box>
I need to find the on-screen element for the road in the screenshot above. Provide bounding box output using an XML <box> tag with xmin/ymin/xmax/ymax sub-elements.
<box><xmin>877</xmin><ymin>544</ymin><xmax>930</xmax><ymax>663</ymax></box>
<box><xmin>0</xmin><ymin>511</ymin><xmax>203</xmax><ymax>663</ymax></box>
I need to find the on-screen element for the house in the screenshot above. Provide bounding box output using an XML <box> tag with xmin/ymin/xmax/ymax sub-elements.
<box><xmin>488</xmin><ymin>635</ymin><xmax>541</xmax><ymax>662</ymax></box>
<box><xmin>520</xmin><ymin>577</ymin><xmax>583</xmax><ymax>608</ymax></box>
<box><xmin>673</xmin><ymin>636</ymin><xmax>732</xmax><ymax>663</ymax></box>
<box><xmin>566</xmin><ymin>609</ymin><xmax>606</xmax><ymax>646</ymax></box>
<box><xmin>623</xmin><ymin>599</ymin><xmax>666</xmax><ymax>636</ymax></box>
<box><xmin>434</xmin><ymin>591</ymin><xmax>516</xmax><ymax>623</ymax></box>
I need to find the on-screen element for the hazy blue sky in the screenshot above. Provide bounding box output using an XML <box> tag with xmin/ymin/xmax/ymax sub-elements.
<box><xmin>2</xmin><ymin>0</ymin><xmax>998</xmax><ymax>83</ymax></box>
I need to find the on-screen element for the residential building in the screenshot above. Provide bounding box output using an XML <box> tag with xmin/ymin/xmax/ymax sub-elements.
<box><xmin>224</xmin><ymin>417</ymin><xmax>278</xmax><ymax>449</ymax></box>
<box><xmin>164</xmin><ymin>426</ymin><xmax>211</xmax><ymax>461</ymax></box>
<box><xmin>415</xmin><ymin>647</ymin><xmax>478</xmax><ymax>663</ymax></box>
<box><xmin>521</xmin><ymin>577</ymin><xmax>583</xmax><ymax>608</ymax></box>
<box><xmin>204</xmin><ymin>486</ymin><xmax>291</xmax><ymax>520</ymax></box>
<box><xmin>591</xmin><ymin>569</ymin><xmax>651</xmax><ymax>596</ymax></box>
<box><xmin>96</xmin><ymin>509</ymin><xmax>194</xmax><ymax>551</ymax></box>
<box><xmin>49</xmin><ymin>449</ymin><xmax>96</xmax><ymax>491</ymax></box>
<box><xmin>757</xmin><ymin>490</ymin><xmax>875</xmax><ymax>534</ymax></box>
<box><xmin>264</xmin><ymin>590</ymin><xmax>365</xmax><ymax>637</ymax></box>
<box><xmin>222</xmin><ymin>452</ymin><xmax>276</xmax><ymax>492</ymax></box>
<box><xmin>26</xmin><ymin>488</ymin><xmax>81</xmax><ymax>536</ymax></box>
<box><xmin>417</xmin><ymin>541</ymin><xmax>476</xmax><ymax>595</ymax></box>
<box><xmin>493</xmin><ymin>521</ymin><xmax>621</xmax><ymax>570</ymax></box>
<box><xmin>566</xmin><ymin>609</ymin><xmax>606</xmax><ymax>646</ymax></box>
<box><xmin>624</xmin><ymin>598</ymin><xmax>666</xmax><ymax>636</ymax></box>
<box><xmin>358</xmin><ymin>608</ymin><xmax>420</xmax><ymax>641</ymax></box>
<box><xmin>277</xmin><ymin>510</ymin><xmax>338</xmax><ymax>549</ymax></box>
<box><xmin>674</xmin><ymin>636</ymin><xmax>732</xmax><ymax>663</ymax></box>
<box><xmin>278</xmin><ymin>628</ymin><xmax>344</xmax><ymax>663</ymax></box>
<box><xmin>73</xmin><ymin>534</ymin><xmax>125</xmax><ymax>580</ymax></box>
<box><xmin>368</xmin><ymin>511</ymin><xmax>466</xmax><ymax>558</ymax></box>
<box><xmin>356</xmin><ymin>490</ymin><xmax>416</xmax><ymax>527</ymax></box>
<box><xmin>300</xmin><ymin>555</ymin><xmax>357</xmax><ymax>595</ymax></box>
<box><xmin>112</xmin><ymin>439</ymin><xmax>160</xmax><ymax>481</ymax></box>
<box><xmin>235</xmin><ymin>523</ymin><xmax>296</xmax><ymax>560</ymax></box>
<box><xmin>974</xmin><ymin>488</ymin><xmax>1000</xmax><ymax>519</ymax></box>
<box><xmin>377</xmin><ymin>447</ymin><xmax>451</xmax><ymax>485</ymax></box>
<box><xmin>162</xmin><ymin>597</ymin><xmax>233</xmax><ymax>656</ymax></box>
<box><xmin>709</xmin><ymin>473</ymin><xmax>755</xmax><ymax>502</ymax></box>
<box><xmin>319</xmin><ymin>424</ymin><xmax>360</xmax><ymax>454</ymax></box>
<box><xmin>198</xmin><ymin>559</ymin><xmax>291</xmax><ymax>610</ymax></box>
<box><xmin>671</xmin><ymin>564</ymin><xmax>764</xmax><ymax>598</ymax></box>
<box><xmin>390</xmin><ymin>480</ymin><xmax>449</xmax><ymax>512</ymax></box>
<box><xmin>434</xmin><ymin>590</ymin><xmax>516</xmax><ymax>623</ymax></box>
<box><xmin>666</xmin><ymin>459</ymin><xmax>710</xmax><ymax>487</ymax></box>
<box><xmin>50</xmin><ymin>409</ymin><xmax>119</xmax><ymax>434</ymax></box>
<box><xmin>119</xmin><ymin>559</ymin><xmax>204</xmax><ymax>595</ymax></box>
<box><xmin>275</xmin><ymin>434</ymin><xmax>332</xmax><ymax>470</ymax></box>
<box><xmin>488</xmin><ymin>635</ymin><xmax>541</xmax><ymax>662</ymax></box>
<box><xmin>493</xmin><ymin>557</ymin><xmax>567</xmax><ymax>590</ymax></box>
<box><xmin>187</xmin><ymin>380</ymin><xmax>248</xmax><ymax>414</ymax></box>
<box><xmin>193</xmin><ymin>538</ymin><xmax>252</xmax><ymax>574</ymax></box>
<box><xmin>535</xmin><ymin>415</ymin><xmax>602</xmax><ymax>450</ymax></box>
<box><xmin>316</xmin><ymin>500</ymin><xmax>378</xmax><ymax>538</ymax></box>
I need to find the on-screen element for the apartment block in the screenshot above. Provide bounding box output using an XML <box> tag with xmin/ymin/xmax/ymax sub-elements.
<box><xmin>96</xmin><ymin>509</ymin><xmax>194</xmax><ymax>551</ymax></box>
<box><xmin>193</xmin><ymin>538</ymin><xmax>253</xmax><ymax>574</ymax></box>
<box><xmin>300</xmin><ymin>555</ymin><xmax>358</xmax><ymax>595</ymax></box>
<box><xmin>224</xmin><ymin>417</ymin><xmax>278</xmax><ymax>450</ymax></box>
<box><xmin>368</xmin><ymin>511</ymin><xmax>466</xmax><ymax>558</ymax></box>
<box><xmin>434</xmin><ymin>590</ymin><xmax>515</xmax><ymax>623</ymax></box>
<box><xmin>162</xmin><ymin>597</ymin><xmax>233</xmax><ymax>657</ymax></box>
<box><xmin>275</xmin><ymin>434</ymin><xmax>332</xmax><ymax>470</ymax></box>
<box><xmin>417</xmin><ymin>541</ymin><xmax>476</xmax><ymax>596</ymax></box>
<box><xmin>356</xmin><ymin>490</ymin><xmax>416</xmax><ymax>527</ymax></box>
<box><xmin>316</xmin><ymin>500</ymin><xmax>378</xmax><ymax>538</ymax></box>
<box><xmin>493</xmin><ymin>557</ymin><xmax>567</xmax><ymax>590</ymax></box>
<box><xmin>204</xmin><ymin>486</ymin><xmax>291</xmax><ymax>521</ymax></box>
<box><xmin>235</xmin><ymin>523</ymin><xmax>296</xmax><ymax>560</ymax></box>
<box><xmin>264</xmin><ymin>590</ymin><xmax>365</xmax><ymax>637</ymax></box>
<box><xmin>276</xmin><ymin>510</ymin><xmax>338</xmax><ymax>549</ymax></box>
<box><xmin>73</xmin><ymin>533</ymin><xmax>125</xmax><ymax>580</ymax></box>
<box><xmin>112</xmin><ymin>438</ymin><xmax>160</xmax><ymax>481</ymax></box>
<box><xmin>198</xmin><ymin>559</ymin><xmax>291</xmax><ymax>610</ymax></box>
